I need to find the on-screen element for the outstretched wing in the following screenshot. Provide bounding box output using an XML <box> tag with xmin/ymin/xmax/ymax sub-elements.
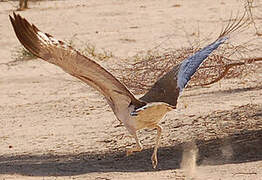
<box><xmin>140</xmin><ymin>13</ymin><xmax>248</xmax><ymax>107</ymax></box>
<box><xmin>10</xmin><ymin>13</ymin><xmax>146</xmax><ymax>121</ymax></box>
<box><xmin>140</xmin><ymin>38</ymin><xmax>227</xmax><ymax>106</ymax></box>
<box><xmin>176</xmin><ymin>37</ymin><xmax>227</xmax><ymax>91</ymax></box>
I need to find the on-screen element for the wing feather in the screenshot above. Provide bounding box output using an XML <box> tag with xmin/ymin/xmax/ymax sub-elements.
<box><xmin>10</xmin><ymin>13</ymin><xmax>146</xmax><ymax>120</ymax></box>
<box><xmin>177</xmin><ymin>37</ymin><xmax>227</xmax><ymax>91</ymax></box>
<box><xmin>140</xmin><ymin>13</ymin><xmax>248</xmax><ymax>106</ymax></box>
<box><xmin>140</xmin><ymin>39</ymin><xmax>226</xmax><ymax>106</ymax></box>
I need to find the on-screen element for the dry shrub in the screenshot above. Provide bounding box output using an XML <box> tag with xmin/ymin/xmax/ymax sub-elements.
<box><xmin>114</xmin><ymin>35</ymin><xmax>262</xmax><ymax>95</ymax></box>
<box><xmin>111</xmin><ymin>1</ymin><xmax>262</xmax><ymax>94</ymax></box>
<box><xmin>0</xmin><ymin>46</ymin><xmax>37</xmax><ymax>66</ymax></box>
<box><xmin>246</xmin><ymin>0</ymin><xmax>262</xmax><ymax>35</ymax></box>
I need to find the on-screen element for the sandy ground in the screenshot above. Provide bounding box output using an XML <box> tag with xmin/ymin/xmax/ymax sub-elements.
<box><xmin>0</xmin><ymin>0</ymin><xmax>262</xmax><ymax>179</ymax></box>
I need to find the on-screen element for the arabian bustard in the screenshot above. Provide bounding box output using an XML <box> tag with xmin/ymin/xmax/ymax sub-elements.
<box><xmin>10</xmin><ymin>13</ymin><xmax>247</xmax><ymax>168</ymax></box>
<box><xmin>18</xmin><ymin>0</ymin><xmax>29</xmax><ymax>10</ymax></box>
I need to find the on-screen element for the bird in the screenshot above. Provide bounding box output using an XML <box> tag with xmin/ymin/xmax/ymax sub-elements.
<box><xmin>9</xmin><ymin>12</ymin><xmax>247</xmax><ymax>168</ymax></box>
<box><xmin>18</xmin><ymin>0</ymin><xmax>29</xmax><ymax>10</ymax></box>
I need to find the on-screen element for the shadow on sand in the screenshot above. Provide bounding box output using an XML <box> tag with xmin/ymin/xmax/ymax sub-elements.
<box><xmin>184</xmin><ymin>84</ymin><xmax>262</xmax><ymax>97</ymax></box>
<box><xmin>0</xmin><ymin>129</ymin><xmax>262</xmax><ymax>176</ymax></box>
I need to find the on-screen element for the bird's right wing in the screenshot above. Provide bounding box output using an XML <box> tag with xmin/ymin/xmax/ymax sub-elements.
<box><xmin>10</xmin><ymin>13</ymin><xmax>146</xmax><ymax>121</ymax></box>
<box><xmin>140</xmin><ymin>12</ymin><xmax>249</xmax><ymax>107</ymax></box>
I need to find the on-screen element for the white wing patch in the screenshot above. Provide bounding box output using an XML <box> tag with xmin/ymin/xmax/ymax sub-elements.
<box><xmin>49</xmin><ymin>36</ymin><xmax>60</xmax><ymax>45</ymax></box>
<box><xmin>37</xmin><ymin>31</ymin><xmax>66</xmax><ymax>48</ymax></box>
<box><xmin>130</xmin><ymin>102</ymin><xmax>169</xmax><ymax>116</ymax></box>
<box><xmin>37</xmin><ymin>31</ymin><xmax>50</xmax><ymax>44</ymax></box>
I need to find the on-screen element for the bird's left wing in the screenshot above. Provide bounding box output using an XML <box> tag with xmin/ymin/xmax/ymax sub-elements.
<box><xmin>140</xmin><ymin>38</ymin><xmax>227</xmax><ymax>106</ymax></box>
<box><xmin>140</xmin><ymin>12</ymin><xmax>248</xmax><ymax>107</ymax></box>
<box><xmin>9</xmin><ymin>13</ymin><xmax>146</xmax><ymax>120</ymax></box>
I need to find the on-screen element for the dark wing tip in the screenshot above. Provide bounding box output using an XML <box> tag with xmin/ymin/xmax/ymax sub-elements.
<box><xmin>9</xmin><ymin>14</ymin><xmax>14</xmax><ymax>22</ymax></box>
<box><xmin>9</xmin><ymin>13</ymin><xmax>42</xmax><ymax>58</ymax></box>
<box><xmin>9</xmin><ymin>13</ymin><xmax>16</xmax><ymax>30</ymax></box>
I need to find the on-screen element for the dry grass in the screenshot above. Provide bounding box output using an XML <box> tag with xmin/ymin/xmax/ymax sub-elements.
<box><xmin>6</xmin><ymin>33</ymin><xmax>262</xmax><ymax>92</ymax></box>
<box><xmin>80</xmin><ymin>43</ymin><xmax>113</xmax><ymax>61</ymax></box>
<box><xmin>5</xmin><ymin>37</ymin><xmax>113</xmax><ymax>66</ymax></box>
<box><xmin>113</xmin><ymin>40</ymin><xmax>262</xmax><ymax>94</ymax></box>
<box><xmin>5</xmin><ymin>0</ymin><xmax>262</xmax><ymax>92</ymax></box>
<box><xmin>65</xmin><ymin>37</ymin><xmax>114</xmax><ymax>61</ymax></box>
<box><xmin>0</xmin><ymin>46</ymin><xmax>37</xmax><ymax>66</ymax></box>
<box><xmin>111</xmin><ymin>1</ymin><xmax>262</xmax><ymax>94</ymax></box>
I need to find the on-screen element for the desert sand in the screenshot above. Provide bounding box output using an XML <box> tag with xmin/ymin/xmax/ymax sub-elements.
<box><xmin>0</xmin><ymin>0</ymin><xmax>262</xmax><ymax>179</ymax></box>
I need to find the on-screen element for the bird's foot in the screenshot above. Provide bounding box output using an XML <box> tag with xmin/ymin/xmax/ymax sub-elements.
<box><xmin>16</xmin><ymin>7</ymin><xmax>24</xmax><ymax>11</ymax></box>
<box><xmin>114</xmin><ymin>121</ymin><xmax>124</xmax><ymax>128</ymax></box>
<box><xmin>151</xmin><ymin>154</ymin><xmax>158</xmax><ymax>169</ymax></box>
<box><xmin>126</xmin><ymin>149</ymin><xmax>133</xmax><ymax>156</ymax></box>
<box><xmin>114</xmin><ymin>123</ymin><xmax>123</xmax><ymax>128</ymax></box>
<box><xmin>126</xmin><ymin>147</ymin><xmax>142</xmax><ymax>156</ymax></box>
<box><xmin>113</xmin><ymin>132</ymin><xmax>126</xmax><ymax>140</ymax></box>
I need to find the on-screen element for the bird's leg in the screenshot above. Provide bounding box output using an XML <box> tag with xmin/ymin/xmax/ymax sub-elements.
<box><xmin>126</xmin><ymin>132</ymin><xmax>143</xmax><ymax>156</ymax></box>
<box><xmin>114</xmin><ymin>119</ymin><xmax>123</xmax><ymax>128</ymax></box>
<box><xmin>151</xmin><ymin>124</ymin><xmax>162</xmax><ymax>169</ymax></box>
<box><xmin>18</xmin><ymin>0</ymin><xmax>24</xmax><ymax>10</ymax></box>
<box><xmin>19</xmin><ymin>0</ymin><xmax>24</xmax><ymax>8</ymax></box>
<box><xmin>24</xmin><ymin>0</ymin><xmax>28</xmax><ymax>8</ymax></box>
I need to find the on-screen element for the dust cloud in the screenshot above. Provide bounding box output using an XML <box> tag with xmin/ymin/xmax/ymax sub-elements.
<box><xmin>180</xmin><ymin>142</ymin><xmax>198</xmax><ymax>178</ymax></box>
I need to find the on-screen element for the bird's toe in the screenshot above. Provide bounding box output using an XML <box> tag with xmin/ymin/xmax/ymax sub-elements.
<box><xmin>151</xmin><ymin>154</ymin><xmax>158</xmax><ymax>169</ymax></box>
<box><xmin>126</xmin><ymin>149</ymin><xmax>133</xmax><ymax>156</ymax></box>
